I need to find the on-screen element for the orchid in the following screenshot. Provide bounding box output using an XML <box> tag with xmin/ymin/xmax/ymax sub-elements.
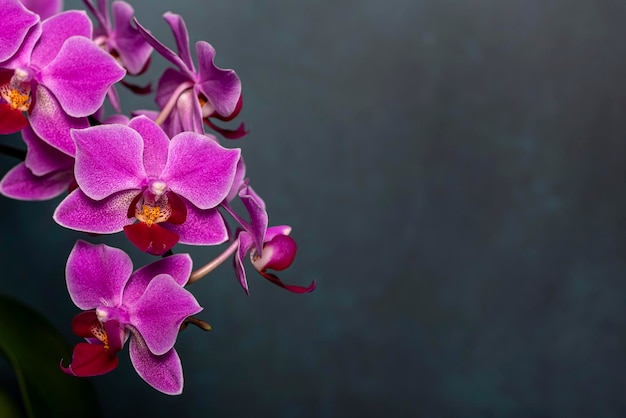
<box><xmin>54</xmin><ymin>115</ymin><xmax>241</xmax><ymax>255</ymax></box>
<box><xmin>0</xmin><ymin>1</ymin><xmax>315</xmax><ymax>404</ymax></box>
<box><xmin>85</xmin><ymin>0</ymin><xmax>152</xmax><ymax>75</ymax></box>
<box><xmin>135</xmin><ymin>12</ymin><xmax>246</xmax><ymax>138</ymax></box>
<box><xmin>0</xmin><ymin>3</ymin><xmax>125</xmax><ymax>151</ymax></box>
<box><xmin>83</xmin><ymin>0</ymin><xmax>153</xmax><ymax>112</ymax></box>
<box><xmin>235</xmin><ymin>225</ymin><xmax>316</xmax><ymax>294</ymax></box>
<box><xmin>61</xmin><ymin>240</ymin><xmax>201</xmax><ymax>394</ymax></box>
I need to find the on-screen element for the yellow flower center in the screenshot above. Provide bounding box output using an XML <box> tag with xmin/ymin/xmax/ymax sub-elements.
<box><xmin>8</xmin><ymin>89</ymin><xmax>30</xmax><ymax>110</ymax></box>
<box><xmin>141</xmin><ymin>205</ymin><xmax>162</xmax><ymax>227</ymax></box>
<box><xmin>90</xmin><ymin>324</ymin><xmax>110</xmax><ymax>350</ymax></box>
<box><xmin>0</xmin><ymin>79</ymin><xmax>31</xmax><ymax>111</ymax></box>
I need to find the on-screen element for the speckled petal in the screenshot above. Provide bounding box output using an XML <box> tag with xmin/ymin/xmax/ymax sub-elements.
<box><xmin>129</xmin><ymin>331</ymin><xmax>184</xmax><ymax>395</ymax></box>
<box><xmin>167</xmin><ymin>202</ymin><xmax>228</xmax><ymax>246</ymax></box>
<box><xmin>161</xmin><ymin>131</ymin><xmax>240</xmax><ymax>210</ymax></box>
<box><xmin>29</xmin><ymin>83</ymin><xmax>89</xmax><ymax>156</ymax></box>
<box><xmin>39</xmin><ymin>36</ymin><xmax>125</xmax><ymax>117</ymax></box>
<box><xmin>72</xmin><ymin>124</ymin><xmax>146</xmax><ymax>200</ymax></box>
<box><xmin>65</xmin><ymin>240</ymin><xmax>133</xmax><ymax>310</ymax></box>
<box><xmin>53</xmin><ymin>188</ymin><xmax>137</xmax><ymax>233</ymax></box>
<box><xmin>123</xmin><ymin>254</ymin><xmax>192</xmax><ymax>306</ymax></box>
<box><xmin>130</xmin><ymin>274</ymin><xmax>201</xmax><ymax>355</ymax></box>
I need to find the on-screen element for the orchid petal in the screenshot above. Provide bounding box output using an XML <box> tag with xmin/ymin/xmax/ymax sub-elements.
<box><xmin>110</xmin><ymin>1</ymin><xmax>153</xmax><ymax>75</ymax></box>
<box><xmin>167</xmin><ymin>203</ymin><xmax>229</xmax><ymax>246</ymax></box>
<box><xmin>69</xmin><ymin>310</ymin><xmax>100</xmax><ymax>338</ymax></box>
<box><xmin>73</xmin><ymin>124</ymin><xmax>146</xmax><ymax>200</ymax></box>
<box><xmin>60</xmin><ymin>341</ymin><xmax>119</xmax><ymax>377</ymax></box>
<box><xmin>265</xmin><ymin>225</ymin><xmax>293</xmax><ymax>241</ymax></box>
<box><xmin>155</xmin><ymin>67</ymin><xmax>188</xmax><ymax>109</ymax></box>
<box><xmin>239</xmin><ymin>184</ymin><xmax>268</xmax><ymax>255</ymax></box>
<box><xmin>54</xmin><ymin>188</ymin><xmax>137</xmax><ymax>233</ymax></box>
<box><xmin>66</xmin><ymin>240</ymin><xmax>133</xmax><ymax>309</ymax></box>
<box><xmin>123</xmin><ymin>254</ymin><xmax>192</xmax><ymax>306</ymax></box>
<box><xmin>196</xmin><ymin>41</ymin><xmax>241</xmax><ymax>117</ymax></box>
<box><xmin>128</xmin><ymin>115</ymin><xmax>169</xmax><ymax>178</ymax></box>
<box><xmin>22</xmin><ymin>125</ymin><xmax>73</xmax><ymax>176</ymax></box>
<box><xmin>168</xmin><ymin>89</ymin><xmax>204</xmax><ymax>137</ymax></box>
<box><xmin>0</xmin><ymin>0</ymin><xmax>39</xmax><ymax>63</ymax></box>
<box><xmin>123</xmin><ymin>222</ymin><xmax>180</xmax><ymax>256</ymax></box>
<box><xmin>20</xmin><ymin>0</ymin><xmax>62</xmax><ymax>20</ymax></box>
<box><xmin>131</xmin><ymin>274</ymin><xmax>201</xmax><ymax>355</ymax></box>
<box><xmin>129</xmin><ymin>333</ymin><xmax>184</xmax><ymax>395</ymax></box>
<box><xmin>39</xmin><ymin>36</ymin><xmax>126</xmax><ymax>117</ymax></box>
<box><xmin>29</xmin><ymin>83</ymin><xmax>89</xmax><ymax>156</ymax></box>
<box><xmin>107</xmin><ymin>82</ymin><xmax>121</xmax><ymax>113</ymax></box>
<box><xmin>259</xmin><ymin>271</ymin><xmax>316</xmax><ymax>294</ymax></box>
<box><xmin>234</xmin><ymin>231</ymin><xmax>254</xmax><ymax>294</ymax></box>
<box><xmin>0</xmin><ymin>23</ymin><xmax>41</xmax><ymax>69</ymax></box>
<box><xmin>252</xmin><ymin>234</ymin><xmax>297</xmax><ymax>272</ymax></box>
<box><xmin>133</xmin><ymin>16</ymin><xmax>191</xmax><ymax>76</ymax></box>
<box><xmin>0</xmin><ymin>103</ymin><xmax>28</xmax><ymax>134</ymax></box>
<box><xmin>0</xmin><ymin>162</ymin><xmax>72</xmax><ymax>200</ymax></box>
<box><xmin>30</xmin><ymin>11</ymin><xmax>92</xmax><ymax>69</ymax></box>
<box><xmin>163</xmin><ymin>12</ymin><xmax>195</xmax><ymax>74</ymax></box>
<box><xmin>225</xmin><ymin>156</ymin><xmax>246</xmax><ymax>202</ymax></box>
<box><xmin>162</xmin><ymin>132</ymin><xmax>240</xmax><ymax>209</ymax></box>
<box><xmin>204</xmin><ymin>118</ymin><xmax>248</xmax><ymax>140</ymax></box>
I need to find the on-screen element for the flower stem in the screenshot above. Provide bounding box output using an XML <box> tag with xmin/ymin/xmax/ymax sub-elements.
<box><xmin>154</xmin><ymin>81</ymin><xmax>195</xmax><ymax>126</ymax></box>
<box><xmin>187</xmin><ymin>239</ymin><xmax>239</xmax><ymax>285</ymax></box>
<box><xmin>179</xmin><ymin>316</ymin><xmax>212</xmax><ymax>332</ymax></box>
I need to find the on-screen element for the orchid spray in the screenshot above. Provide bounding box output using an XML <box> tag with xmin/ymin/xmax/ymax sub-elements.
<box><xmin>0</xmin><ymin>0</ymin><xmax>314</xmax><ymax>399</ymax></box>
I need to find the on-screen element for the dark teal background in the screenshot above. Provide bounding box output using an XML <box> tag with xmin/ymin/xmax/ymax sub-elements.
<box><xmin>1</xmin><ymin>0</ymin><xmax>626</xmax><ymax>416</ymax></box>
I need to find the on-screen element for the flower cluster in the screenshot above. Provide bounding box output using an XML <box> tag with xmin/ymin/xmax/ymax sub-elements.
<box><xmin>0</xmin><ymin>0</ymin><xmax>314</xmax><ymax>395</ymax></box>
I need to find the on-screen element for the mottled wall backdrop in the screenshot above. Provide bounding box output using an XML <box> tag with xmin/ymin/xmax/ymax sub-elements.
<box><xmin>1</xmin><ymin>0</ymin><xmax>625</xmax><ymax>417</ymax></box>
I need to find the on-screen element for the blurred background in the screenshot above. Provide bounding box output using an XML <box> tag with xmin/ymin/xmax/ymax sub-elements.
<box><xmin>2</xmin><ymin>0</ymin><xmax>626</xmax><ymax>416</ymax></box>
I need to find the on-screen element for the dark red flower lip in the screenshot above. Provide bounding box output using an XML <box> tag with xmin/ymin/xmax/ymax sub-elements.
<box><xmin>61</xmin><ymin>311</ymin><xmax>122</xmax><ymax>377</ymax></box>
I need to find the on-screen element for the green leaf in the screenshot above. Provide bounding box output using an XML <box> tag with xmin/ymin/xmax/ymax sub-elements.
<box><xmin>0</xmin><ymin>295</ymin><xmax>100</xmax><ymax>418</ymax></box>
<box><xmin>0</xmin><ymin>384</ymin><xmax>26</xmax><ymax>418</ymax></box>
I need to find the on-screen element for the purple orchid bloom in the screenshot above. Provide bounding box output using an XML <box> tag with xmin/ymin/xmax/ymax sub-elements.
<box><xmin>235</xmin><ymin>225</ymin><xmax>316</xmax><ymax>295</ymax></box>
<box><xmin>53</xmin><ymin>115</ymin><xmax>241</xmax><ymax>255</ymax></box>
<box><xmin>0</xmin><ymin>5</ymin><xmax>125</xmax><ymax>153</ymax></box>
<box><xmin>19</xmin><ymin>0</ymin><xmax>63</xmax><ymax>20</ymax></box>
<box><xmin>84</xmin><ymin>0</ymin><xmax>152</xmax><ymax>75</ymax></box>
<box><xmin>0</xmin><ymin>114</ymin><xmax>129</xmax><ymax>201</ymax></box>
<box><xmin>0</xmin><ymin>124</ymin><xmax>74</xmax><ymax>200</ymax></box>
<box><xmin>134</xmin><ymin>12</ymin><xmax>246</xmax><ymax>139</ymax></box>
<box><xmin>83</xmin><ymin>0</ymin><xmax>153</xmax><ymax>112</ymax></box>
<box><xmin>0</xmin><ymin>0</ymin><xmax>39</xmax><ymax>133</ymax></box>
<box><xmin>61</xmin><ymin>240</ymin><xmax>201</xmax><ymax>395</ymax></box>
